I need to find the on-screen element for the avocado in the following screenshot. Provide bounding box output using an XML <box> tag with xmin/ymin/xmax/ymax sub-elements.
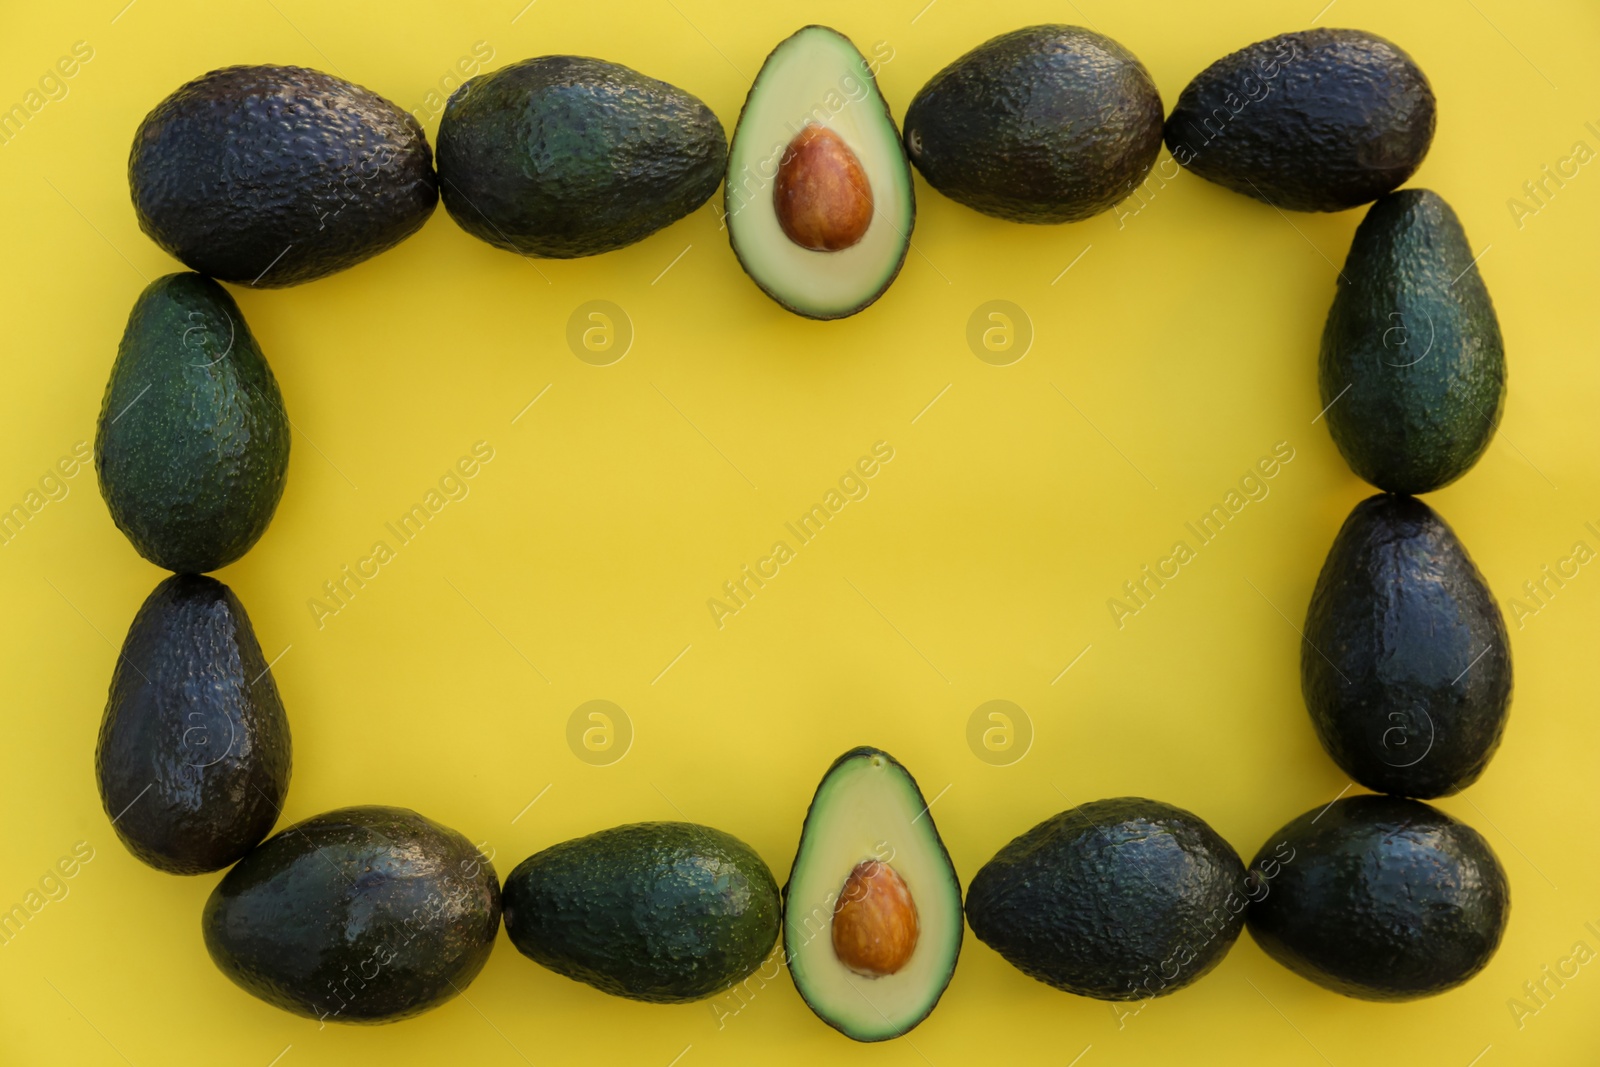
<box><xmin>1247</xmin><ymin>795</ymin><xmax>1509</xmax><ymax>1000</ymax></box>
<box><xmin>95</xmin><ymin>574</ymin><xmax>290</xmax><ymax>874</ymax></box>
<box><xmin>783</xmin><ymin>747</ymin><xmax>962</xmax><ymax>1042</ymax></box>
<box><xmin>725</xmin><ymin>26</ymin><xmax>913</xmax><ymax>319</ymax></box>
<box><xmin>1320</xmin><ymin>189</ymin><xmax>1506</xmax><ymax>493</ymax></box>
<box><xmin>130</xmin><ymin>65</ymin><xmax>437</xmax><ymax>287</ymax></box>
<box><xmin>902</xmin><ymin>25</ymin><xmax>1163</xmax><ymax>224</ymax></box>
<box><xmin>437</xmin><ymin>56</ymin><xmax>725</xmax><ymax>258</ymax></box>
<box><xmin>966</xmin><ymin>797</ymin><xmax>1246</xmax><ymax>1000</ymax></box>
<box><xmin>203</xmin><ymin>805</ymin><xmax>500</xmax><ymax>1023</ymax></box>
<box><xmin>95</xmin><ymin>274</ymin><xmax>289</xmax><ymax>574</ymax></box>
<box><xmin>1165</xmin><ymin>29</ymin><xmax>1435</xmax><ymax>213</ymax></box>
<box><xmin>1302</xmin><ymin>494</ymin><xmax>1512</xmax><ymax>798</ymax></box>
<box><xmin>502</xmin><ymin>821</ymin><xmax>780</xmax><ymax>1003</ymax></box>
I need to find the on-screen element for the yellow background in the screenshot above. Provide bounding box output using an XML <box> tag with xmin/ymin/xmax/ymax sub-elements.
<box><xmin>2</xmin><ymin>0</ymin><xmax>1596</xmax><ymax>1063</ymax></box>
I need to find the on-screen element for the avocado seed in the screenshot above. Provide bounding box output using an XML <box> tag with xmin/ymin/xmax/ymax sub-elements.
<box><xmin>832</xmin><ymin>860</ymin><xmax>918</xmax><ymax>977</ymax></box>
<box><xmin>773</xmin><ymin>124</ymin><xmax>874</xmax><ymax>252</ymax></box>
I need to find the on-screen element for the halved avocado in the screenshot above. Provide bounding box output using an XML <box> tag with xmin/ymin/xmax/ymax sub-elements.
<box><xmin>784</xmin><ymin>747</ymin><xmax>961</xmax><ymax>1041</ymax></box>
<box><xmin>725</xmin><ymin>27</ymin><xmax>914</xmax><ymax>319</ymax></box>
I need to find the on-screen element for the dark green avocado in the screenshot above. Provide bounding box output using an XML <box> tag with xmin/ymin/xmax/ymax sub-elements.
<box><xmin>502</xmin><ymin>821</ymin><xmax>780</xmax><ymax>1003</ymax></box>
<box><xmin>902</xmin><ymin>25</ymin><xmax>1164</xmax><ymax>223</ymax></box>
<box><xmin>96</xmin><ymin>574</ymin><xmax>290</xmax><ymax>875</ymax></box>
<box><xmin>437</xmin><ymin>56</ymin><xmax>725</xmax><ymax>258</ymax></box>
<box><xmin>130</xmin><ymin>65</ymin><xmax>438</xmax><ymax>286</ymax></box>
<box><xmin>1165</xmin><ymin>29</ymin><xmax>1435</xmax><ymax>212</ymax></box>
<box><xmin>202</xmin><ymin>805</ymin><xmax>501</xmax><ymax>1023</ymax></box>
<box><xmin>95</xmin><ymin>273</ymin><xmax>289</xmax><ymax>574</ymax></box>
<box><xmin>783</xmin><ymin>747</ymin><xmax>963</xmax><ymax>1041</ymax></box>
<box><xmin>1320</xmin><ymin>189</ymin><xmax>1506</xmax><ymax>494</ymax></box>
<box><xmin>1302</xmin><ymin>494</ymin><xmax>1512</xmax><ymax>798</ymax></box>
<box><xmin>966</xmin><ymin>797</ymin><xmax>1247</xmax><ymax>1000</ymax></box>
<box><xmin>1247</xmin><ymin>795</ymin><xmax>1509</xmax><ymax>1000</ymax></box>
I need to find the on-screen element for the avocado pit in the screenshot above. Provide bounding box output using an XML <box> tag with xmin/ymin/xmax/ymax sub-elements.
<box><xmin>773</xmin><ymin>124</ymin><xmax>873</xmax><ymax>251</ymax></box>
<box><xmin>832</xmin><ymin>859</ymin><xmax>918</xmax><ymax>977</ymax></box>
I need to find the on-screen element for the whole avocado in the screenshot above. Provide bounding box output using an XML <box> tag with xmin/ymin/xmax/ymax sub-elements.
<box><xmin>1320</xmin><ymin>189</ymin><xmax>1505</xmax><ymax>494</ymax></box>
<box><xmin>95</xmin><ymin>274</ymin><xmax>289</xmax><ymax>574</ymax></box>
<box><xmin>130</xmin><ymin>65</ymin><xmax>437</xmax><ymax>286</ymax></box>
<box><xmin>1165</xmin><ymin>29</ymin><xmax>1435</xmax><ymax>212</ymax></box>
<box><xmin>1247</xmin><ymin>795</ymin><xmax>1509</xmax><ymax>1000</ymax></box>
<box><xmin>202</xmin><ymin>806</ymin><xmax>501</xmax><ymax>1023</ymax></box>
<box><xmin>902</xmin><ymin>26</ymin><xmax>1164</xmax><ymax>223</ymax></box>
<box><xmin>437</xmin><ymin>56</ymin><xmax>726</xmax><ymax>257</ymax></box>
<box><xmin>96</xmin><ymin>574</ymin><xmax>291</xmax><ymax>874</ymax></box>
<box><xmin>965</xmin><ymin>797</ymin><xmax>1247</xmax><ymax>1000</ymax></box>
<box><xmin>1302</xmin><ymin>494</ymin><xmax>1511</xmax><ymax>798</ymax></box>
<box><xmin>502</xmin><ymin>821</ymin><xmax>781</xmax><ymax>1002</ymax></box>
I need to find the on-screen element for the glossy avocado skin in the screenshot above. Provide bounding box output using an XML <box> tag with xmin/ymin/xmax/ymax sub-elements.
<box><xmin>1303</xmin><ymin>494</ymin><xmax>1511</xmax><ymax>798</ymax></box>
<box><xmin>203</xmin><ymin>806</ymin><xmax>501</xmax><ymax>1024</ymax></box>
<box><xmin>96</xmin><ymin>574</ymin><xmax>290</xmax><ymax>874</ymax></box>
<box><xmin>1165</xmin><ymin>29</ymin><xmax>1435</xmax><ymax>212</ymax></box>
<box><xmin>437</xmin><ymin>57</ymin><xmax>726</xmax><ymax>258</ymax></box>
<box><xmin>95</xmin><ymin>274</ymin><xmax>289</xmax><ymax>574</ymax></box>
<box><xmin>130</xmin><ymin>65</ymin><xmax>437</xmax><ymax>286</ymax></box>
<box><xmin>502</xmin><ymin>821</ymin><xmax>780</xmax><ymax>1003</ymax></box>
<box><xmin>1247</xmin><ymin>795</ymin><xmax>1509</xmax><ymax>1000</ymax></box>
<box><xmin>965</xmin><ymin>797</ymin><xmax>1247</xmax><ymax>1000</ymax></box>
<box><xmin>1321</xmin><ymin>190</ymin><xmax>1505</xmax><ymax>494</ymax></box>
<box><xmin>903</xmin><ymin>25</ymin><xmax>1164</xmax><ymax>223</ymax></box>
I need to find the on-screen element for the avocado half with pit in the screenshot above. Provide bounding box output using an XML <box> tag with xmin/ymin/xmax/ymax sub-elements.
<box><xmin>725</xmin><ymin>27</ymin><xmax>914</xmax><ymax>319</ymax></box>
<box><xmin>784</xmin><ymin>747</ymin><xmax>962</xmax><ymax>1041</ymax></box>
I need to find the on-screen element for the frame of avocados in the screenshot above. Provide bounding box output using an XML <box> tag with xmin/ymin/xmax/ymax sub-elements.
<box><xmin>90</xmin><ymin>20</ymin><xmax>1522</xmax><ymax>1038</ymax></box>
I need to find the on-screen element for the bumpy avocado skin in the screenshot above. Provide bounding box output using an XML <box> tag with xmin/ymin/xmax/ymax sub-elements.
<box><xmin>129</xmin><ymin>65</ymin><xmax>438</xmax><ymax>286</ymax></box>
<box><xmin>1302</xmin><ymin>494</ymin><xmax>1511</xmax><ymax>798</ymax></box>
<box><xmin>1247</xmin><ymin>795</ymin><xmax>1509</xmax><ymax>1000</ymax></box>
<box><xmin>96</xmin><ymin>574</ymin><xmax>290</xmax><ymax>874</ymax></box>
<box><xmin>965</xmin><ymin>797</ymin><xmax>1247</xmax><ymax>1000</ymax></box>
<box><xmin>1320</xmin><ymin>190</ymin><xmax>1505</xmax><ymax>494</ymax></box>
<box><xmin>202</xmin><ymin>806</ymin><xmax>501</xmax><ymax>1023</ymax></box>
<box><xmin>437</xmin><ymin>56</ymin><xmax>726</xmax><ymax>258</ymax></box>
<box><xmin>502</xmin><ymin>821</ymin><xmax>781</xmax><ymax>1003</ymax></box>
<box><xmin>902</xmin><ymin>25</ymin><xmax>1164</xmax><ymax>224</ymax></box>
<box><xmin>95</xmin><ymin>274</ymin><xmax>289</xmax><ymax>574</ymax></box>
<box><xmin>1165</xmin><ymin>29</ymin><xmax>1435</xmax><ymax>212</ymax></box>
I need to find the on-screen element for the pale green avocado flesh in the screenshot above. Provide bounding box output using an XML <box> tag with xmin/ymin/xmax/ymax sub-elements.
<box><xmin>726</xmin><ymin>26</ymin><xmax>914</xmax><ymax>319</ymax></box>
<box><xmin>784</xmin><ymin>747</ymin><xmax>962</xmax><ymax>1041</ymax></box>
